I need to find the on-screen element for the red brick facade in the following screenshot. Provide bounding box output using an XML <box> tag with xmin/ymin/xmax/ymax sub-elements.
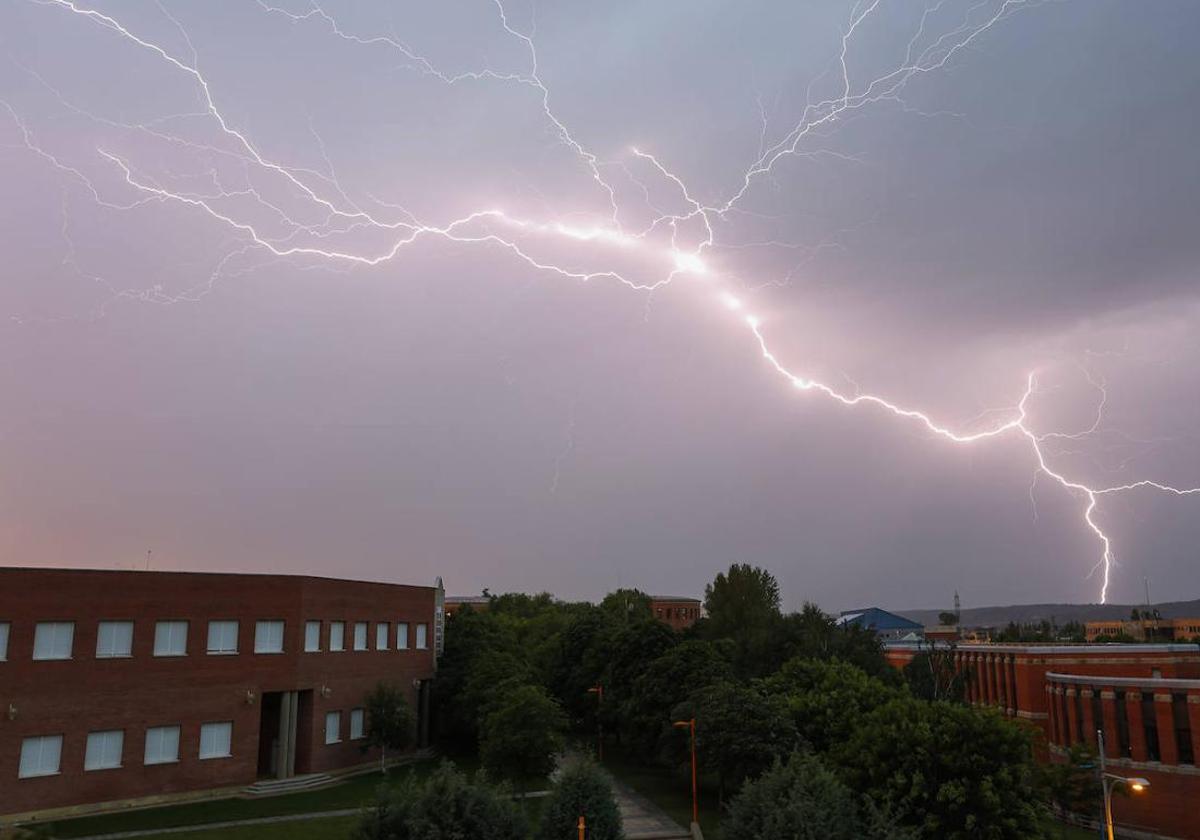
<box><xmin>0</xmin><ymin>568</ymin><xmax>438</xmax><ymax>821</ymax></box>
<box><xmin>650</xmin><ymin>597</ymin><xmax>701</xmax><ymax>631</ymax></box>
<box><xmin>886</xmin><ymin>642</ymin><xmax>1200</xmax><ymax>839</ymax></box>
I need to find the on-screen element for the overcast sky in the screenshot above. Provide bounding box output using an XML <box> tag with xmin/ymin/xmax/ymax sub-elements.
<box><xmin>1</xmin><ymin>0</ymin><xmax>1198</xmax><ymax>611</ymax></box>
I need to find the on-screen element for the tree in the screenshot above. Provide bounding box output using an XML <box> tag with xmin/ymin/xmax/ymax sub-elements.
<box><xmin>1039</xmin><ymin>742</ymin><xmax>1101</xmax><ymax>837</ymax></box>
<box><xmin>904</xmin><ymin>646</ymin><xmax>971</xmax><ymax>703</ymax></box>
<box><xmin>537</xmin><ymin>757</ymin><xmax>624</xmax><ymax>840</ymax></box>
<box><xmin>675</xmin><ymin>680</ymin><xmax>798</xmax><ymax>801</ymax></box>
<box><xmin>481</xmin><ymin>683</ymin><xmax>567</xmax><ymax>793</ymax></box>
<box><xmin>938</xmin><ymin>611</ymin><xmax>960</xmax><ymax>627</ymax></box>
<box><xmin>763</xmin><ymin>658</ymin><xmax>898</xmax><ymax>754</ymax></box>
<box><xmin>772</xmin><ymin>603</ymin><xmax>890</xmax><ymax>679</ymax></box>
<box><xmin>352</xmin><ymin>761</ymin><xmax>526</xmax><ymax>840</ymax></box>
<box><xmin>362</xmin><ymin>681</ymin><xmax>414</xmax><ymax>773</ymax></box>
<box><xmin>836</xmin><ymin>698</ymin><xmax>1045</xmax><ymax>839</ymax></box>
<box><xmin>702</xmin><ymin>564</ymin><xmax>782</xmax><ymax>677</ymax></box>
<box><xmin>725</xmin><ymin>752</ymin><xmax>910</xmax><ymax>840</ymax></box>
<box><xmin>622</xmin><ymin>639</ymin><xmax>732</xmax><ymax>761</ymax></box>
<box><xmin>600</xmin><ymin>588</ymin><xmax>653</xmax><ymax>623</ymax></box>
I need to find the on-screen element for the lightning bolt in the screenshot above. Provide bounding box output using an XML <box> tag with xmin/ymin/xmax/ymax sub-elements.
<box><xmin>7</xmin><ymin>0</ymin><xmax>1199</xmax><ymax>603</ymax></box>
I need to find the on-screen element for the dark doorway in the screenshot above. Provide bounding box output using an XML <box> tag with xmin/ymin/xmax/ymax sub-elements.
<box><xmin>257</xmin><ymin>692</ymin><xmax>282</xmax><ymax>778</ymax></box>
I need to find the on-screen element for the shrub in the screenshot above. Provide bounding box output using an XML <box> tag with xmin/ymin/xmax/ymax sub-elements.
<box><xmin>537</xmin><ymin>758</ymin><xmax>624</xmax><ymax>840</ymax></box>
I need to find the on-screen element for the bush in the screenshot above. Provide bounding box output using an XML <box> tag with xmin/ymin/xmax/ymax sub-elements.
<box><xmin>725</xmin><ymin>752</ymin><xmax>909</xmax><ymax>840</ymax></box>
<box><xmin>351</xmin><ymin>761</ymin><xmax>526</xmax><ymax>840</ymax></box>
<box><xmin>537</xmin><ymin>758</ymin><xmax>624</xmax><ymax>840</ymax></box>
<box><xmin>480</xmin><ymin>683</ymin><xmax>567</xmax><ymax>792</ymax></box>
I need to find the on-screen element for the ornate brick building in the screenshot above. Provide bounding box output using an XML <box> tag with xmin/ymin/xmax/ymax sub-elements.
<box><xmin>0</xmin><ymin>568</ymin><xmax>440</xmax><ymax>823</ymax></box>
<box><xmin>886</xmin><ymin>641</ymin><xmax>1200</xmax><ymax>839</ymax></box>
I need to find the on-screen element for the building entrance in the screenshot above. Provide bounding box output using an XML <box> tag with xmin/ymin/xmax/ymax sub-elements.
<box><xmin>256</xmin><ymin>690</ymin><xmax>310</xmax><ymax>779</ymax></box>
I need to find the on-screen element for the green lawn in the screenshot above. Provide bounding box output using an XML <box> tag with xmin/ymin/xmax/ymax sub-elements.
<box><xmin>43</xmin><ymin>759</ymin><xmax>447</xmax><ymax>838</ymax></box>
<box><xmin>1040</xmin><ymin>815</ymin><xmax>1100</xmax><ymax>840</ymax></box>
<box><xmin>132</xmin><ymin>814</ymin><xmax>360</xmax><ymax>840</ymax></box>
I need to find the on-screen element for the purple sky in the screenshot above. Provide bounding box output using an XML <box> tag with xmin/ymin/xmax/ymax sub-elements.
<box><xmin>2</xmin><ymin>0</ymin><xmax>1198</xmax><ymax>612</ymax></box>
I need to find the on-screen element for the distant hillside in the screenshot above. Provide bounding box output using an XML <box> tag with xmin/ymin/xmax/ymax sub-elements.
<box><xmin>899</xmin><ymin>599</ymin><xmax>1200</xmax><ymax>628</ymax></box>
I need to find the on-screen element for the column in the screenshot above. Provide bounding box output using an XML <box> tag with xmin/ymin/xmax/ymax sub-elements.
<box><xmin>984</xmin><ymin>654</ymin><xmax>996</xmax><ymax>706</ymax></box>
<box><xmin>1047</xmin><ymin>685</ymin><xmax>1060</xmax><ymax>744</ymax></box>
<box><xmin>1154</xmin><ymin>693</ymin><xmax>1179</xmax><ymax>765</ymax></box>
<box><xmin>968</xmin><ymin>653</ymin><xmax>979</xmax><ymax>704</ymax></box>
<box><xmin>1126</xmin><ymin>691</ymin><xmax>1148</xmax><ymax>761</ymax></box>
<box><xmin>1188</xmin><ymin>691</ymin><xmax>1200</xmax><ymax>766</ymax></box>
<box><xmin>1100</xmin><ymin>689</ymin><xmax>1121</xmax><ymax>759</ymax></box>
<box><xmin>1064</xmin><ymin>687</ymin><xmax>1079</xmax><ymax>747</ymax></box>
<box><xmin>1080</xmin><ymin>687</ymin><xmax>1097</xmax><ymax>748</ymax></box>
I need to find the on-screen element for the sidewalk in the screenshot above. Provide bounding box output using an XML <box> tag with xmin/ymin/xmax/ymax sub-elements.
<box><xmin>610</xmin><ymin>777</ymin><xmax>692</xmax><ymax>840</ymax></box>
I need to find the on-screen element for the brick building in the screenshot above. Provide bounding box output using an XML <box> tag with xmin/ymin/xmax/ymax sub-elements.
<box><xmin>1087</xmin><ymin>618</ymin><xmax>1200</xmax><ymax>643</ymax></box>
<box><xmin>886</xmin><ymin>641</ymin><xmax>1200</xmax><ymax>839</ymax></box>
<box><xmin>0</xmin><ymin>568</ymin><xmax>440</xmax><ymax>822</ymax></box>
<box><xmin>650</xmin><ymin>596</ymin><xmax>701</xmax><ymax>631</ymax></box>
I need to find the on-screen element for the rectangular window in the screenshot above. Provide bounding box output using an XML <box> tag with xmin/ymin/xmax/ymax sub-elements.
<box><xmin>0</xmin><ymin>622</ymin><xmax>9</xmax><ymax>660</ymax></box>
<box><xmin>144</xmin><ymin>725</ymin><xmax>181</xmax><ymax>765</ymax></box>
<box><xmin>1115</xmin><ymin>691</ymin><xmax>1132</xmax><ymax>758</ymax></box>
<box><xmin>1142</xmin><ymin>694</ymin><xmax>1161</xmax><ymax>762</ymax></box>
<box><xmin>324</xmin><ymin>711</ymin><xmax>341</xmax><ymax>744</ymax></box>
<box><xmin>354</xmin><ymin>622</ymin><xmax>368</xmax><ymax>651</ymax></box>
<box><xmin>416</xmin><ymin>623</ymin><xmax>428</xmax><ymax>649</ymax></box>
<box><xmin>96</xmin><ymin>621</ymin><xmax>134</xmax><ymax>658</ymax></box>
<box><xmin>330</xmin><ymin>621</ymin><xmax>345</xmax><ymax>651</ymax></box>
<box><xmin>376</xmin><ymin>623</ymin><xmax>390</xmax><ymax>651</ymax></box>
<box><xmin>350</xmin><ymin>708</ymin><xmax>365</xmax><ymax>740</ymax></box>
<box><xmin>85</xmin><ymin>730</ymin><xmax>124</xmax><ymax>771</ymax></box>
<box><xmin>19</xmin><ymin>735</ymin><xmax>63</xmax><ymax>778</ymax></box>
<box><xmin>1174</xmin><ymin>693</ymin><xmax>1194</xmax><ymax>765</ymax></box>
<box><xmin>153</xmin><ymin>621</ymin><xmax>188</xmax><ymax>657</ymax></box>
<box><xmin>254</xmin><ymin>620</ymin><xmax>285</xmax><ymax>654</ymax></box>
<box><xmin>207</xmin><ymin>620</ymin><xmax>238</xmax><ymax>655</ymax></box>
<box><xmin>199</xmin><ymin>722</ymin><xmax>233</xmax><ymax>760</ymax></box>
<box><xmin>397</xmin><ymin>622</ymin><xmax>409</xmax><ymax>650</ymax></box>
<box><xmin>33</xmin><ymin>622</ymin><xmax>75</xmax><ymax>660</ymax></box>
<box><xmin>305</xmin><ymin>621</ymin><xmax>321</xmax><ymax>652</ymax></box>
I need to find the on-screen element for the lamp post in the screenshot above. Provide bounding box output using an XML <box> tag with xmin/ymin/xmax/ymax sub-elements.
<box><xmin>1097</xmin><ymin>729</ymin><xmax>1150</xmax><ymax>840</ymax></box>
<box><xmin>673</xmin><ymin>718</ymin><xmax>698</xmax><ymax>826</ymax></box>
<box><xmin>587</xmin><ymin>685</ymin><xmax>604</xmax><ymax>761</ymax></box>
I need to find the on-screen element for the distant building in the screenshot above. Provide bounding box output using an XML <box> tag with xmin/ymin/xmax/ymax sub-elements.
<box><xmin>650</xmin><ymin>597</ymin><xmax>702</xmax><ymax>631</ymax></box>
<box><xmin>924</xmin><ymin>625</ymin><xmax>961</xmax><ymax>643</ymax></box>
<box><xmin>885</xmin><ymin>640</ymin><xmax>1200</xmax><ymax>840</ymax></box>
<box><xmin>1</xmin><ymin>568</ymin><xmax>439</xmax><ymax>823</ymax></box>
<box><xmin>837</xmin><ymin>607</ymin><xmax>924</xmax><ymax>641</ymax></box>
<box><xmin>443</xmin><ymin>595</ymin><xmax>490</xmax><ymax>617</ymax></box>
<box><xmin>1086</xmin><ymin>617</ymin><xmax>1200</xmax><ymax>643</ymax></box>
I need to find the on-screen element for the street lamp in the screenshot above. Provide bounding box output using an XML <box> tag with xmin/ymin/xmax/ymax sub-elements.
<box><xmin>587</xmin><ymin>685</ymin><xmax>604</xmax><ymax>761</ymax></box>
<box><xmin>673</xmin><ymin>718</ymin><xmax>698</xmax><ymax>826</ymax></box>
<box><xmin>1097</xmin><ymin>729</ymin><xmax>1150</xmax><ymax>840</ymax></box>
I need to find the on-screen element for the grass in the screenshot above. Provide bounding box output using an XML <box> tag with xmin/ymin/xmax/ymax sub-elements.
<box><xmin>43</xmin><ymin>758</ymin><xmax>448</xmax><ymax>838</ymax></box>
<box><xmin>131</xmin><ymin>814</ymin><xmax>360</xmax><ymax>840</ymax></box>
<box><xmin>602</xmin><ymin>746</ymin><xmax>723</xmax><ymax>839</ymax></box>
<box><xmin>1040</xmin><ymin>815</ymin><xmax>1101</xmax><ymax>840</ymax></box>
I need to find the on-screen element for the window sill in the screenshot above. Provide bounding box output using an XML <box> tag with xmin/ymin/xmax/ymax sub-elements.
<box><xmin>253</xmin><ymin>651</ymin><xmax>285</xmax><ymax>655</ymax></box>
<box><xmin>32</xmin><ymin>657</ymin><xmax>73</xmax><ymax>662</ymax></box>
<box><xmin>152</xmin><ymin>654</ymin><xmax>188</xmax><ymax>659</ymax></box>
<box><xmin>18</xmin><ymin>771</ymin><xmax>61</xmax><ymax>780</ymax></box>
<box><xmin>199</xmin><ymin>754</ymin><xmax>233</xmax><ymax>761</ymax></box>
<box><xmin>325</xmin><ymin>740</ymin><xmax>342</xmax><ymax>746</ymax></box>
<box><xmin>207</xmin><ymin>650</ymin><xmax>238</xmax><ymax>656</ymax></box>
<box><xmin>95</xmin><ymin>654</ymin><xmax>133</xmax><ymax>659</ymax></box>
<box><xmin>84</xmin><ymin>765</ymin><xmax>123</xmax><ymax>772</ymax></box>
<box><xmin>145</xmin><ymin>759</ymin><xmax>180</xmax><ymax>766</ymax></box>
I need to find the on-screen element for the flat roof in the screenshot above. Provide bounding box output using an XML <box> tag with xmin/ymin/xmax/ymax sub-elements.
<box><xmin>0</xmin><ymin>566</ymin><xmax>437</xmax><ymax>591</ymax></box>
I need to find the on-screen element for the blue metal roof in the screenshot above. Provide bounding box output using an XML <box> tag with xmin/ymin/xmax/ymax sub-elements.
<box><xmin>837</xmin><ymin>607</ymin><xmax>923</xmax><ymax>631</ymax></box>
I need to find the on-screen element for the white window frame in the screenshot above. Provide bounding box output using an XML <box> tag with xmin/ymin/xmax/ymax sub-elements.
<box><xmin>304</xmin><ymin>621</ymin><xmax>321</xmax><ymax>653</ymax></box>
<box><xmin>96</xmin><ymin>621</ymin><xmax>134</xmax><ymax>659</ymax></box>
<box><xmin>85</xmin><ymin>730</ymin><xmax>124</xmax><ymax>771</ymax></box>
<box><xmin>353</xmin><ymin>622</ymin><xmax>368</xmax><ymax>651</ymax></box>
<box><xmin>144</xmin><ymin>725</ymin><xmax>181</xmax><ymax>765</ymax></box>
<box><xmin>0</xmin><ymin>622</ymin><xmax>9</xmax><ymax>661</ymax></box>
<box><xmin>416</xmin><ymin>623</ymin><xmax>428</xmax><ymax>650</ymax></box>
<box><xmin>199</xmin><ymin>722</ymin><xmax>233</xmax><ymax>760</ymax></box>
<box><xmin>206</xmin><ymin>620</ymin><xmax>239</xmax><ymax>655</ymax></box>
<box><xmin>396</xmin><ymin>622</ymin><xmax>409</xmax><ymax>650</ymax></box>
<box><xmin>18</xmin><ymin>735</ymin><xmax>63</xmax><ymax>778</ymax></box>
<box><xmin>350</xmin><ymin>708</ymin><xmax>365</xmax><ymax>740</ymax></box>
<box><xmin>330</xmin><ymin>621</ymin><xmax>345</xmax><ymax>652</ymax></box>
<box><xmin>33</xmin><ymin>622</ymin><xmax>75</xmax><ymax>661</ymax></box>
<box><xmin>324</xmin><ymin>711</ymin><xmax>341</xmax><ymax>744</ymax></box>
<box><xmin>254</xmin><ymin>620</ymin><xmax>285</xmax><ymax>654</ymax></box>
<box><xmin>153</xmin><ymin>621</ymin><xmax>188</xmax><ymax>657</ymax></box>
<box><xmin>375</xmin><ymin>622</ymin><xmax>390</xmax><ymax>651</ymax></box>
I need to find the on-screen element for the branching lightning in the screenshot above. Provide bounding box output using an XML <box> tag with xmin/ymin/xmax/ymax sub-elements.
<box><xmin>6</xmin><ymin>0</ymin><xmax>1199</xmax><ymax>602</ymax></box>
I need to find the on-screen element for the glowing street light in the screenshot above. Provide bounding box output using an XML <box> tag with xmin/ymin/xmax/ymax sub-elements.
<box><xmin>673</xmin><ymin>717</ymin><xmax>698</xmax><ymax>826</ymax></box>
<box><xmin>1097</xmin><ymin>729</ymin><xmax>1150</xmax><ymax>840</ymax></box>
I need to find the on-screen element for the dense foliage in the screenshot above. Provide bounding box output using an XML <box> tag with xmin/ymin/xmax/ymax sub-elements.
<box><xmin>433</xmin><ymin>565</ymin><xmax>1056</xmax><ymax>839</ymax></box>
<box><xmin>351</xmin><ymin>762</ymin><xmax>526</xmax><ymax>840</ymax></box>
<box><xmin>537</xmin><ymin>758</ymin><xmax>624</xmax><ymax>840</ymax></box>
<box><xmin>362</xmin><ymin>681</ymin><xmax>414</xmax><ymax>772</ymax></box>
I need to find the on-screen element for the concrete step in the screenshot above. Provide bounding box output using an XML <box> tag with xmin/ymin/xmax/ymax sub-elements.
<box><xmin>243</xmin><ymin>773</ymin><xmax>334</xmax><ymax>797</ymax></box>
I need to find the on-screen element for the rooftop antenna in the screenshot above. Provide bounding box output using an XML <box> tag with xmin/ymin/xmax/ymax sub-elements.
<box><xmin>145</xmin><ymin>549</ymin><xmax>152</xmax><ymax>571</ymax></box>
<box><xmin>954</xmin><ymin>590</ymin><xmax>961</xmax><ymax>624</ymax></box>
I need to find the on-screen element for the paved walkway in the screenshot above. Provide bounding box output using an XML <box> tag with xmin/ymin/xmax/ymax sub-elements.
<box><xmin>610</xmin><ymin>778</ymin><xmax>691</xmax><ymax>840</ymax></box>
